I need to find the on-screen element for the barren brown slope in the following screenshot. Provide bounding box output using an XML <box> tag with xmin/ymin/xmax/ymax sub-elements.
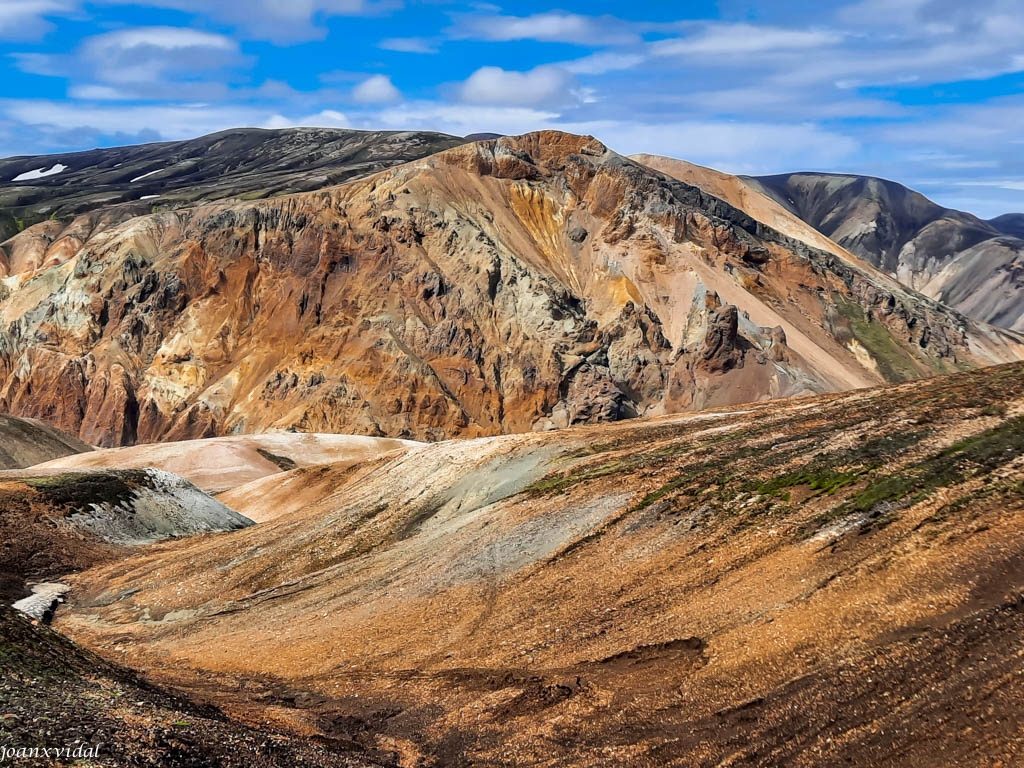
<box><xmin>1</xmin><ymin>132</ymin><xmax>1021</xmax><ymax>447</ymax></box>
<box><xmin>61</xmin><ymin>363</ymin><xmax>1024</xmax><ymax>767</ymax></box>
<box><xmin>34</xmin><ymin>433</ymin><xmax>420</xmax><ymax>494</ymax></box>
<box><xmin>0</xmin><ymin>606</ymin><xmax>389</xmax><ymax>768</ymax></box>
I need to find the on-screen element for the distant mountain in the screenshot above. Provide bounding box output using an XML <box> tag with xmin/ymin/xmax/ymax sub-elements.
<box><xmin>1</xmin><ymin>132</ymin><xmax>1020</xmax><ymax>446</ymax></box>
<box><xmin>0</xmin><ymin>127</ymin><xmax>467</xmax><ymax>242</ymax></box>
<box><xmin>744</xmin><ymin>172</ymin><xmax>1024</xmax><ymax>331</ymax></box>
<box><xmin>990</xmin><ymin>213</ymin><xmax>1024</xmax><ymax>239</ymax></box>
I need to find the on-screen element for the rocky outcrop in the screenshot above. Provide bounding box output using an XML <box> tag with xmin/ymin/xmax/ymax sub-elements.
<box><xmin>0</xmin><ymin>132</ymin><xmax>1020</xmax><ymax>446</ymax></box>
<box><xmin>697</xmin><ymin>305</ymin><xmax>742</xmax><ymax>374</ymax></box>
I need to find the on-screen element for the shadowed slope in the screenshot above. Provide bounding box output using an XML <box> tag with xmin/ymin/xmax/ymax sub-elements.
<box><xmin>0</xmin><ymin>606</ymin><xmax>389</xmax><ymax>767</ymax></box>
<box><xmin>0</xmin><ymin>414</ymin><xmax>91</xmax><ymax>469</ymax></box>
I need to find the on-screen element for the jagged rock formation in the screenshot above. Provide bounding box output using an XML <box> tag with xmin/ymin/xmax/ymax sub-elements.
<box><xmin>0</xmin><ymin>127</ymin><xmax>467</xmax><ymax>243</ymax></box>
<box><xmin>61</xmin><ymin>362</ymin><xmax>1024</xmax><ymax>767</ymax></box>
<box><xmin>0</xmin><ymin>132</ymin><xmax>1021</xmax><ymax>446</ymax></box>
<box><xmin>743</xmin><ymin>171</ymin><xmax>1024</xmax><ymax>330</ymax></box>
<box><xmin>0</xmin><ymin>414</ymin><xmax>92</xmax><ymax>469</ymax></box>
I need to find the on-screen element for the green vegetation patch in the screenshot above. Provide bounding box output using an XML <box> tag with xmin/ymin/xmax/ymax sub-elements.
<box><xmin>631</xmin><ymin>475</ymin><xmax>692</xmax><ymax>512</ymax></box>
<box><xmin>22</xmin><ymin>470</ymin><xmax>153</xmax><ymax>514</ymax></box>
<box><xmin>759</xmin><ymin>467</ymin><xmax>860</xmax><ymax>497</ymax></box>
<box><xmin>837</xmin><ymin>415</ymin><xmax>1024</xmax><ymax>519</ymax></box>
<box><xmin>836</xmin><ymin>299</ymin><xmax>922</xmax><ymax>383</ymax></box>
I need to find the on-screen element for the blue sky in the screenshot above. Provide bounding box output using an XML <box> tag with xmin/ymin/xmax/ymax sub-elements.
<box><xmin>1</xmin><ymin>0</ymin><xmax>1023</xmax><ymax>217</ymax></box>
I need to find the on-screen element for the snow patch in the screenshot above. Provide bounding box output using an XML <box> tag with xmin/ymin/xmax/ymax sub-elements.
<box><xmin>12</xmin><ymin>583</ymin><xmax>69</xmax><ymax>621</ymax></box>
<box><xmin>130</xmin><ymin>168</ymin><xmax>164</xmax><ymax>183</ymax></box>
<box><xmin>140</xmin><ymin>195</ymin><xmax>160</xmax><ymax>200</ymax></box>
<box><xmin>11</xmin><ymin>164</ymin><xmax>68</xmax><ymax>182</ymax></box>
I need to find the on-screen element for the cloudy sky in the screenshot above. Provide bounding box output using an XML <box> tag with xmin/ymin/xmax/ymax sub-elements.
<box><xmin>2</xmin><ymin>0</ymin><xmax>1023</xmax><ymax>217</ymax></box>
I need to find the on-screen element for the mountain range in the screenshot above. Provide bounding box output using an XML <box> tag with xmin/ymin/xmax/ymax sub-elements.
<box><xmin>747</xmin><ymin>171</ymin><xmax>1024</xmax><ymax>331</ymax></box>
<box><xmin>1</xmin><ymin>131</ymin><xmax>1021</xmax><ymax>447</ymax></box>
<box><xmin>1</xmin><ymin>128</ymin><xmax>1023</xmax><ymax>767</ymax></box>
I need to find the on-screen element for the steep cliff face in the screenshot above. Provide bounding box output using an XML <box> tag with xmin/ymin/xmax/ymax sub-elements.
<box><xmin>0</xmin><ymin>132</ymin><xmax>1020</xmax><ymax>446</ymax></box>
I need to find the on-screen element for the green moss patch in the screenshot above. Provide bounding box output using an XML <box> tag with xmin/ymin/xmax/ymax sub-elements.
<box><xmin>837</xmin><ymin>299</ymin><xmax>922</xmax><ymax>383</ymax></box>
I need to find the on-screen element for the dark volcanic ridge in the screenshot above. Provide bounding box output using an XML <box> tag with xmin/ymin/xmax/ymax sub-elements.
<box><xmin>0</xmin><ymin>127</ymin><xmax>466</xmax><ymax>241</ymax></box>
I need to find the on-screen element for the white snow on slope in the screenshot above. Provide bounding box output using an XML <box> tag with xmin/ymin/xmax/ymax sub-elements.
<box><xmin>11</xmin><ymin>164</ymin><xmax>68</xmax><ymax>182</ymax></box>
<box><xmin>131</xmin><ymin>168</ymin><xmax>164</xmax><ymax>183</ymax></box>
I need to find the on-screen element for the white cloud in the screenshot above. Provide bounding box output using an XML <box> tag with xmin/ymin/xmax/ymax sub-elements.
<box><xmin>80</xmin><ymin>26</ymin><xmax>240</xmax><ymax>85</ymax></box>
<box><xmin>379</xmin><ymin>37</ymin><xmax>436</xmax><ymax>54</ymax></box>
<box><xmin>652</xmin><ymin>24</ymin><xmax>842</xmax><ymax>58</ymax></box>
<box><xmin>10</xmin><ymin>52</ymin><xmax>66</xmax><ymax>76</ymax></box>
<box><xmin>0</xmin><ymin>0</ymin><xmax>76</xmax><ymax>40</ymax></box>
<box><xmin>458</xmin><ymin>66</ymin><xmax>575</xmax><ymax>108</ymax></box>
<box><xmin>838</xmin><ymin>0</ymin><xmax>929</xmax><ymax>25</ymax></box>
<box><xmin>451</xmin><ymin>11</ymin><xmax>637</xmax><ymax>45</ymax></box>
<box><xmin>67</xmin><ymin>84</ymin><xmax>124</xmax><ymax>100</ymax></box>
<box><xmin>15</xmin><ymin>26</ymin><xmax>245</xmax><ymax>96</ymax></box>
<box><xmin>563</xmin><ymin>52</ymin><xmax>646</xmax><ymax>76</ymax></box>
<box><xmin>98</xmin><ymin>0</ymin><xmax>386</xmax><ymax>42</ymax></box>
<box><xmin>89</xmin><ymin>25</ymin><xmax>235</xmax><ymax>52</ymax></box>
<box><xmin>946</xmin><ymin>179</ymin><xmax>1024</xmax><ymax>191</ymax></box>
<box><xmin>352</xmin><ymin>74</ymin><xmax>402</xmax><ymax>104</ymax></box>
<box><xmin>263</xmin><ymin>109</ymin><xmax>350</xmax><ymax>129</ymax></box>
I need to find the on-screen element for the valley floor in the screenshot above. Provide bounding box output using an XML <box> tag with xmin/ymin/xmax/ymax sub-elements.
<box><xmin>42</xmin><ymin>363</ymin><xmax>1024</xmax><ymax>767</ymax></box>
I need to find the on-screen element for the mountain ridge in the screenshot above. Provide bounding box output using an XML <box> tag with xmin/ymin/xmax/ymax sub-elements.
<box><xmin>744</xmin><ymin>170</ymin><xmax>1024</xmax><ymax>331</ymax></box>
<box><xmin>2</xmin><ymin>131</ymin><xmax>1020</xmax><ymax>446</ymax></box>
<box><xmin>0</xmin><ymin>127</ymin><xmax>467</xmax><ymax>243</ymax></box>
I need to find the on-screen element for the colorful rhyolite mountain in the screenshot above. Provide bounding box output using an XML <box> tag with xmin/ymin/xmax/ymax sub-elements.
<box><xmin>1</xmin><ymin>132</ymin><xmax>1021</xmax><ymax>446</ymax></box>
